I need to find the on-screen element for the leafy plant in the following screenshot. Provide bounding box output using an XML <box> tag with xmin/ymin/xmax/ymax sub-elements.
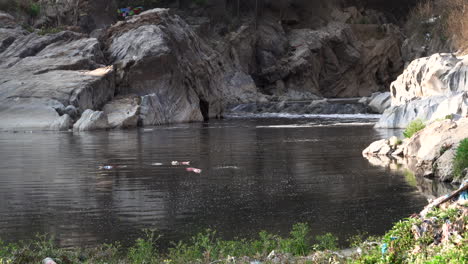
<box><xmin>403</xmin><ymin>119</ymin><xmax>426</xmax><ymax>138</ymax></box>
<box><xmin>128</xmin><ymin>230</ymin><xmax>159</xmax><ymax>264</ymax></box>
<box><xmin>279</xmin><ymin>223</ymin><xmax>311</xmax><ymax>256</ymax></box>
<box><xmin>453</xmin><ymin>138</ymin><xmax>468</xmax><ymax>179</ymax></box>
<box><xmin>313</xmin><ymin>233</ymin><xmax>338</xmax><ymax>251</ymax></box>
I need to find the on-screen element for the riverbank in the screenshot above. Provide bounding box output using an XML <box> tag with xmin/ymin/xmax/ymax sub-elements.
<box><xmin>1</xmin><ymin>184</ymin><xmax>466</xmax><ymax>264</ymax></box>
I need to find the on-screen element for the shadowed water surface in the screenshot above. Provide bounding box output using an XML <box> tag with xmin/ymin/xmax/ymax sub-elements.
<box><xmin>0</xmin><ymin>118</ymin><xmax>428</xmax><ymax>248</ymax></box>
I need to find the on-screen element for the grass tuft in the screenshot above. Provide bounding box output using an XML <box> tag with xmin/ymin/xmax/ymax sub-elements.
<box><xmin>453</xmin><ymin>138</ymin><xmax>468</xmax><ymax>179</ymax></box>
<box><xmin>403</xmin><ymin>119</ymin><xmax>426</xmax><ymax>139</ymax></box>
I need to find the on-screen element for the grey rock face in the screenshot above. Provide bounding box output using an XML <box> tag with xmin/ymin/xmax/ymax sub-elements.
<box><xmin>376</xmin><ymin>91</ymin><xmax>468</xmax><ymax>128</ymax></box>
<box><xmin>73</xmin><ymin>109</ymin><xmax>109</xmax><ymax>131</ymax></box>
<box><xmin>0</xmin><ymin>98</ymin><xmax>68</xmax><ymax>131</ymax></box>
<box><xmin>376</xmin><ymin>53</ymin><xmax>468</xmax><ymax>128</ymax></box>
<box><xmin>368</xmin><ymin>92</ymin><xmax>391</xmax><ymax>114</ymax></box>
<box><xmin>107</xmin><ymin>9</ymin><xmax>258</xmax><ymax>125</ymax></box>
<box><xmin>227</xmin><ymin>17</ymin><xmax>404</xmax><ymax>98</ymax></box>
<box><xmin>50</xmin><ymin>114</ymin><xmax>72</xmax><ymax>131</ymax></box>
<box><xmin>391</xmin><ymin>54</ymin><xmax>468</xmax><ymax>106</ymax></box>
<box><xmin>0</xmin><ymin>16</ymin><xmax>115</xmax><ymax>131</ymax></box>
<box><xmin>434</xmin><ymin>148</ymin><xmax>457</xmax><ymax>182</ymax></box>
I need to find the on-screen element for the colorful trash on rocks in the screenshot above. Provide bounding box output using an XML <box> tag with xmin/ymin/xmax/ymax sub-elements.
<box><xmin>117</xmin><ymin>7</ymin><xmax>144</xmax><ymax>18</ymax></box>
<box><xmin>42</xmin><ymin>258</ymin><xmax>57</xmax><ymax>264</ymax></box>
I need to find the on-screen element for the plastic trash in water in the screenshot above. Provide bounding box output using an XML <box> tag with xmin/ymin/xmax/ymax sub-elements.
<box><xmin>43</xmin><ymin>258</ymin><xmax>57</xmax><ymax>264</ymax></box>
<box><xmin>186</xmin><ymin>168</ymin><xmax>202</xmax><ymax>174</ymax></box>
<box><xmin>172</xmin><ymin>161</ymin><xmax>191</xmax><ymax>166</ymax></box>
<box><xmin>98</xmin><ymin>165</ymin><xmax>128</xmax><ymax>170</ymax></box>
<box><xmin>98</xmin><ymin>165</ymin><xmax>114</xmax><ymax>170</ymax></box>
<box><xmin>151</xmin><ymin>163</ymin><xmax>164</xmax><ymax>166</ymax></box>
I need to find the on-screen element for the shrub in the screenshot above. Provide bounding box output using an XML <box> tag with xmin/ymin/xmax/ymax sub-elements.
<box><xmin>453</xmin><ymin>138</ymin><xmax>468</xmax><ymax>179</ymax></box>
<box><xmin>403</xmin><ymin>119</ymin><xmax>426</xmax><ymax>138</ymax></box>
<box><xmin>128</xmin><ymin>230</ymin><xmax>159</xmax><ymax>264</ymax></box>
<box><xmin>313</xmin><ymin>233</ymin><xmax>338</xmax><ymax>251</ymax></box>
<box><xmin>279</xmin><ymin>223</ymin><xmax>311</xmax><ymax>256</ymax></box>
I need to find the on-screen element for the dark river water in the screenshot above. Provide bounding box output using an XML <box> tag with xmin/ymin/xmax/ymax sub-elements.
<box><xmin>0</xmin><ymin>117</ymin><xmax>429</xmax><ymax>248</ymax></box>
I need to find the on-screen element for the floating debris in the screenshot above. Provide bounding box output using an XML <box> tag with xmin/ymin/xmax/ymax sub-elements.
<box><xmin>186</xmin><ymin>168</ymin><xmax>202</xmax><ymax>174</ymax></box>
<box><xmin>171</xmin><ymin>161</ymin><xmax>191</xmax><ymax>166</ymax></box>
<box><xmin>151</xmin><ymin>163</ymin><xmax>164</xmax><ymax>166</ymax></box>
<box><xmin>98</xmin><ymin>165</ymin><xmax>128</xmax><ymax>170</ymax></box>
<box><xmin>98</xmin><ymin>165</ymin><xmax>113</xmax><ymax>170</ymax></box>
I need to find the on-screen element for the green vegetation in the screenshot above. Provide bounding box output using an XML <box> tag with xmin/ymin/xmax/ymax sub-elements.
<box><xmin>350</xmin><ymin>206</ymin><xmax>467</xmax><ymax>264</ymax></box>
<box><xmin>37</xmin><ymin>26</ymin><xmax>63</xmax><ymax>36</ymax></box>
<box><xmin>403</xmin><ymin>119</ymin><xmax>426</xmax><ymax>139</ymax></box>
<box><xmin>453</xmin><ymin>138</ymin><xmax>468</xmax><ymax>179</ymax></box>
<box><xmin>0</xmin><ymin>223</ymin><xmax>338</xmax><ymax>264</ymax></box>
<box><xmin>1</xmin><ymin>208</ymin><xmax>467</xmax><ymax>264</ymax></box>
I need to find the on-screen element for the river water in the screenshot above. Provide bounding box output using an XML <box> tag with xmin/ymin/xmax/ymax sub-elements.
<box><xmin>0</xmin><ymin>116</ymin><xmax>429</xmax><ymax>248</ymax></box>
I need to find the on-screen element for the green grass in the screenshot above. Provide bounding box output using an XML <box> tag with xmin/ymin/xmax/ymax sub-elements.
<box><xmin>0</xmin><ymin>223</ymin><xmax>337</xmax><ymax>264</ymax></box>
<box><xmin>453</xmin><ymin>138</ymin><xmax>468</xmax><ymax>180</ymax></box>
<box><xmin>1</xmin><ymin>212</ymin><xmax>466</xmax><ymax>264</ymax></box>
<box><xmin>403</xmin><ymin>119</ymin><xmax>426</xmax><ymax>139</ymax></box>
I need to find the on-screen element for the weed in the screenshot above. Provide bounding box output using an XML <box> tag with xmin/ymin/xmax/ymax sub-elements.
<box><xmin>453</xmin><ymin>138</ymin><xmax>468</xmax><ymax>179</ymax></box>
<box><xmin>313</xmin><ymin>233</ymin><xmax>338</xmax><ymax>251</ymax></box>
<box><xmin>128</xmin><ymin>229</ymin><xmax>160</xmax><ymax>264</ymax></box>
<box><xmin>38</xmin><ymin>27</ymin><xmax>62</xmax><ymax>36</ymax></box>
<box><xmin>403</xmin><ymin>119</ymin><xmax>426</xmax><ymax>138</ymax></box>
<box><xmin>279</xmin><ymin>223</ymin><xmax>311</xmax><ymax>256</ymax></box>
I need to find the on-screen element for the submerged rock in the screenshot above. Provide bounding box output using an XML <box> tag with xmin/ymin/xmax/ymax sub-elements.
<box><xmin>103</xmin><ymin>95</ymin><xmax>141</xmax><ymax>129</ymax></box>
<box><xmin>0</xmin><ymin>98</ymin><xmax>70</xmax><ymax>131</ymax></box>
<box><xmin>73</xmin><ymin>109</ymin><xmax>109</xmax><ymax>131</ymax></box>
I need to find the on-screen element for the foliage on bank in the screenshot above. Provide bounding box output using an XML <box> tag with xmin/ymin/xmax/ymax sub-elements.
<box><xmin>1</xmin><ymin>198</ymin><xmax>467</xmax><ymax>264</ymax></box>
<box><xmin>403</xmin><ymin>119</ymin><xmax>426</xmax><ymax>138</ymax></box>
<box><xmin>454</xmin><ymin>138</ymin><xmax>468</xmax><ymax>180</ymax></box>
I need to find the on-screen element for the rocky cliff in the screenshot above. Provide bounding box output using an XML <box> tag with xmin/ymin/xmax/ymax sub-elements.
<box><xmin>376</xmin><ymin>53</ymin><xmax>468</xmax><ymax>128</ymax></box>
<box><xmin>0</xmin><ymin>1</ymin><xmax>412</xmax><ymax>131</ymax></box>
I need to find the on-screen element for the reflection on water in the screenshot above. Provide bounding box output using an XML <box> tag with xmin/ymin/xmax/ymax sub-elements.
<box><xmin>363</xmin><ymin>154</ymin><xmax>456</xmax><ymax>199</ymax></box>
<box><xmin>0</xmin><ymin>118</ymin><xmax>428</xmax><ymax>248</ymax></box>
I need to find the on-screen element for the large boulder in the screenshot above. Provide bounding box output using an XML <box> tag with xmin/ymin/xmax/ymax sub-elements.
<box><xmin>363</xmin><ymin>118</ymin><xmax>468</xmax><ymax>183</ymax></box>
<box><xmin>73</xmin><ymin>109</ymin><xmax>109</xmax><ymax>131</ymax></box>
<box><xmin>0</xmin><ymin>98</ymin><xmax>71</xmax><ymax>131</ymax></box>
<box><xmin>375</xmin><ymin>92</ymin><xmax>468</xmax><ymax>128</ymax></box>
<box><xmin>377</xmin><ymin>53</ymin><xmax>468</xmax><ymax>128</ymax></box>
<box><xmin>404</xmin><ymin>119</ymin><xmax>468</xmax><ymax>162</ymax></box>
<box><xmin>103</xmin><ymin>95</ymin><xmax>141</xmax><ymax>129</ymax></box>
<box><xmin>106</xmin><ymin>9</ymin><xmax>258</xmax><ymax>125</ymax></box>
<box><xmin>434</xmin><ymin>147</ymin><xmax>457</xmax><ymax>182</ymax></box>
<box><xmin>0</xmin><ymin>24</ymin><xmax>115</xmax><ymax>131</ymax></box>
<box><xmin>390</xmin><ymin>54</ymin><xmax>468</xmax><ymax>105</ymax></box>
<box><xmin>368</xmin><ymin>92</ymin><xmax>391</xmax><ymax>114</ymax></box>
